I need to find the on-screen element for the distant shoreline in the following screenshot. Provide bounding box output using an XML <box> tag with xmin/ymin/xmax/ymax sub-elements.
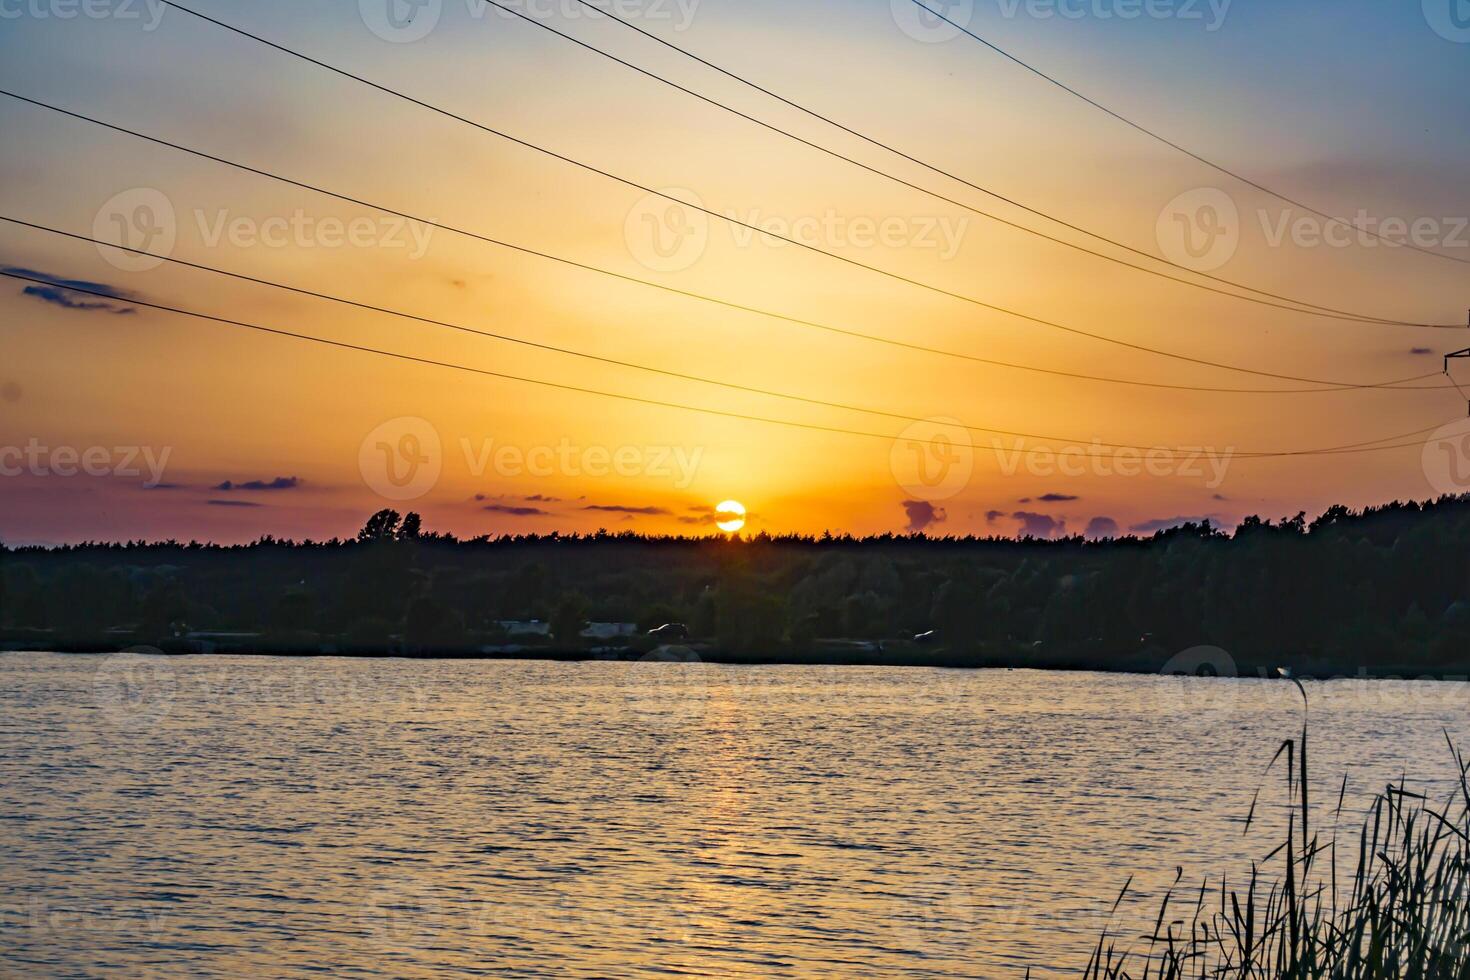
<box><xmin>5</xmin><ymin>636</ymin><xmax>1466</xmax><ymax>682</ymax></box>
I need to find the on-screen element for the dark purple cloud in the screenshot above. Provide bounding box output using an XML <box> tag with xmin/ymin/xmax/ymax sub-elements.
<box><xmin>214</xmin><ymin>476</ymin><xmax>302</xmax><ymax>492</ymax></box>
<box><xmin>583</xmin><ymin>505</ymin><xmax>671</xmax><ymax>516</ymax></box>
<box><xmin>902</xmin><ymin>500</ymin><xmax>947</xmax><ymax>533</ymax></box>
<box><xmin>1084</xmin><ymin>517</ymin><xmax>1120</xmax><ymax>540</ymax></box>
<box><xmin>484</xmin><ymin>504</ymin><xmax>548</xmax><ymax>516</ymax></box>
<box><xmin>207</xmin><ymin>499</ymin><xmax>263</xmax><ymax>508</ymax></box>
<box><xmin>1013</xmin><ymin>511</ymin><xmax>1065</xmax><ymax>539</ymax></box>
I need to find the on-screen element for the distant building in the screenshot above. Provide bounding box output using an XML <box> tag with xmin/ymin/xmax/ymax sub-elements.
<box><xmin>497</xmin><ymin>620</ymin><xmax>551</xmax><ymax>637</ymax></box>
<box><xmin>581</xmin><ymin>622</ymin><xmax>637</xmax><ymax>640</ymax></box>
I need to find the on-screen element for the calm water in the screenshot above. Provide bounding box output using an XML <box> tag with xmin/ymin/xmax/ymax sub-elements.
<box><xmin>3</xmin><ymin>651</ymin><xmax>1468</xmax><ymax>978</ymax></box>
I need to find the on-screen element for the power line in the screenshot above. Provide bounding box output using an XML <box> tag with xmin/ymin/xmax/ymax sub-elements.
<box><xmin>484</xmin><ymin>0</ymin><xmax>1462</xmax><ymax>330</ymax></box>
<box><xmin>8</xmin><ymin>214</ymin><xmax>1459</xmax><ymax>457</ymax></box>
<box><xmin>2</xmin><ymin>90</ymin><xmax>1448</xmax><ymax>396</ymax></box>
<box><xmin>0</xmin><ymin>267</ymin><xmax>1449</xmax><ymax>461</ymax></box>
<box><xmin>93</xmin><ymin>5</ymin><xmax>1470</xmax><ymax>379</ymax></box>
<box><xmin>905</xmin><ymin>0</ymin><xmax>1470</xmax><ymax>268</ymax></box>
<box><xmin>3</xmin><ymin>216</ymin><xmax>1457</xmax><ymax>397</ymax></box>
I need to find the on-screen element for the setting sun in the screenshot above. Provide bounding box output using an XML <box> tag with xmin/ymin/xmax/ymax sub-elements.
<box><xmin>715</xmin><ymin>500</ymin><xmax>746</xmax><ymax>534</ymax></box>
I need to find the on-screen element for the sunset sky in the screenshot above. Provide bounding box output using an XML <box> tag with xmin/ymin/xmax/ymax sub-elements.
<box><xmin>2</xmin><ymin>0</ymin><xmax>1468</xmax><ymax>545</ymax></box>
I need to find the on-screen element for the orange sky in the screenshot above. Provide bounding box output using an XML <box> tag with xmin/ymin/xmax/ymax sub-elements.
<box><xmin>2</xmin><ymin>0</ymin><xmax>1468</xmax><ymax>544</ymax></box>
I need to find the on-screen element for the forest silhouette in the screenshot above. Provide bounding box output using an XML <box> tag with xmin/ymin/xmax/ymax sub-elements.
<box><xmin>4</xmin><ymin>495</ymin><xmax>1470</xmax><ymax>676</ymax></box>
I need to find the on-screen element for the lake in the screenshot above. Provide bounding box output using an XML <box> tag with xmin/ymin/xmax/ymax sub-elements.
<box><xmin>3</xmin><ymin>651</ymin><xmax>1467</xmax><ymax>977</ymax></box>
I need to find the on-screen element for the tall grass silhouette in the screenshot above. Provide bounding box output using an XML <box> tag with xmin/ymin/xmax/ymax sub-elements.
<box><xmin>1078</xmin><ymin>679</ymin><xmax>1470</xmax><ymax>978</ymax></box>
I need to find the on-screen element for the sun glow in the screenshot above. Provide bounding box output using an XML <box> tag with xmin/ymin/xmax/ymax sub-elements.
<box><xmin>715</xmin><ymin>500</ymin><xmax>746</xmax><ymax>534</ymax></box>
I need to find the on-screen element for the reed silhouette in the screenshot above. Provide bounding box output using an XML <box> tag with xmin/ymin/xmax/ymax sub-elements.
<box><xmin>1080</xmin><ymin>681</ymin><xmax>1470</xmax><ymax>977</ymax></box>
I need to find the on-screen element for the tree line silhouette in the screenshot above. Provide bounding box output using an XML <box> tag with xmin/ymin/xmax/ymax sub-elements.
<box><xmin>3</xmin><ymin>496</ymin><xmax>1469</xmax><ymax>673</ymax></box>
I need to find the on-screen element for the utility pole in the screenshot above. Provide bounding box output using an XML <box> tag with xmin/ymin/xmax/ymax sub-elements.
<box><xmin>1444</xmin><ymin>310</ymin><xmax>1470</xmax><ymax>415</ymax></box>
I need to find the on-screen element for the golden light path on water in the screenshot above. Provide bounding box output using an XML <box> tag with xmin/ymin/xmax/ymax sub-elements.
<box><xmin>3</xmin><ymin>652</ymin><xmax>1469</xmax><ymax>977</ymax></box>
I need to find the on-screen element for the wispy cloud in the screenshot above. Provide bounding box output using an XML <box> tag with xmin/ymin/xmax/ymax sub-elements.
<box><xmin>207</xmin><ymin>499</ymin><xmax>263</xmax><ymax>508</ymax></box>
<box><xmin>583</xmin><ymin>504</ymin><xmax>671</xmax><ymax>516</ymax></box>
<box><xmin>484</xmin><ymin>504</ymin><xmax>549</xmax><ymax>516</ymax></box>
<box><xmin>213</xmin><ymin>476</ymin><xmax>303</xmax><ymax>492</ymax></box>
<box><xmin>5</xmin><ymin>266</ymin><xmax>137</xmax><ymax>315</ymax></box>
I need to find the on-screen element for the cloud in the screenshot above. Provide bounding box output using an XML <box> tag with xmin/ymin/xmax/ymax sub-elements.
<box><xmin>1038</xmin><ymin>493</ymin><xmax>1079</xmax><ymax>502</ymax></box>
<box><xmin>1012</xmin><ymin>511</ymin><xmax>1065</xmax><ymax>539</ymax></box>
<box><xmin>1129</xmin><ymin>515</ymin><xmax>1215</xmax><ymax>535</ymax></box>
<box><xmin>476</xmin><ymin>493</ymin><xmax>562</xmax><ymax>504</ymax></box>
<box><xmin>1212</xmin><ymin>493</ymin><xmax>1229</xmax><ymax>501</ymax></box>
<box><xmin>484</xmin><ymin>504</ymin><xmax>548</xmax><ymax>516</ymax></box>
<box><xmin>213</xmin><ymin>476</ymin><xmax>302</xmax><ymax>492</ymax></box>
<box><xmin>5</xmin><ymin>267</ymin><xmax>137</xmax><ymax>315</ymax></box>
<box><xmin>142</xmin><ymin>482</ymin><xmax>187</xmax><ymax>490</ymax></box>
<box><xmin>1084</xmin><ymin>516</ymin><xmax>1120</xmax><ymax>540</ymax></box>
<box><xmin>985</xmin><ymin>509</ymin><xmax>1004</xmax><ymax>524</ymax></box>
<box><xmin>1411</xmin><ymin>347</ymin><xmax>1434</xmax><ymax>355</ymax></box>
<box><xmin>902</xmin><ymin>500</ymin><xmax>947</xmax><ymax>533</ymax></box>
<box><xmin>207</xmin><ymin>499</ymin><xmax>263</xmax><ymax>508</ymax></box>
<box><xmin>583</xmin><ymin>504</ymin><xmax>671</xmax><ymax>516</ymax></box>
